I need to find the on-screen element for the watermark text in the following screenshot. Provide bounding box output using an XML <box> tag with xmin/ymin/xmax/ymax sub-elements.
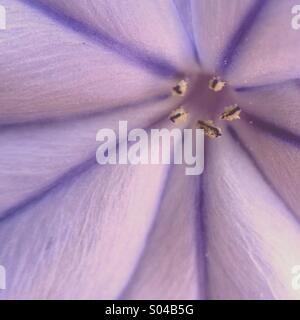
<box><xmin>292</xmin><ymin>265</ymin><xmax>300</xmax><ymax>290</ymax></box>
<box><xmin>0</xmin><ymin>265</ymin><xmax>6</xmax><ymax>290</ymax></box>
<box><xmin>96</xmin><ymin>121</ymin><xmax>204</xmax><ymax>175</ymax></box>
<box><xmin>292</xmin><ymin>5</ymin><xmax>300</xmax><ymax>30</ymax></box>
<box><xmin>0</xmin><ymin>5</ymin><xmax>6</xmax><ymax>30</ymax></box>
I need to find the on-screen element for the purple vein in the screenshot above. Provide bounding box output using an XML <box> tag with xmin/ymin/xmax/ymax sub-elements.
<box><xmin>218</xmin><ymin>0</ymin><xmax>269</xmax><ymax>74</ymax></box>
<box><xmin>0</xmin><ymin>155</ymin><xmax>97</xmax><ymax>223</ymax></box>
<box><xmin>234</xmin><ymin>78</ymin><xmax>300</xmax><ymax>93</ymax></box>
<box><xmin>196</xmin><ymin>176</ymin><xmax>209</xmax><ymax>299</ymax></box>
<box><xmin>228</xmin><ymin>125</ymin><xmax>300</xmax><ymax>225</ymax></box>
<box><xmin>0</xmin><ymin>94</ymin><xmax>169</xmax><ymax>131</ymax></box>
<box><xmin>19</xmin><ymin>0</ymin><xmax>181</xmax><ymax>78</ymax></box>
<box><xmin>117</xmin><ymin>163</ymin><xmax>173</xmax><ymax>300</ymax></box>
<box><xmin>242</xmin><ymin>112</ymin><xmax>300</xmax><ymax>148</ymax></box>
<box><xmin>0</xmin><ymin>109</ymin><xmax>175</xmax><ymax>223</ymax></box>
<box><xmin>172</xmin><ymin>0</ymin><xmax>201</xmax><ymax>65</ymax></box>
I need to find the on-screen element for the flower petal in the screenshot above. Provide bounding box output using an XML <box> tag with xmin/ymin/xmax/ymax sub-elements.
<box><xmin>226</xmin><ymin>0</ymin><xmax>300</xmax><ymax>87</ymax></box>
<box><xmin>230</xmin><ymin>118</ymin><xmax>300</xmax><ymax>222</ymax></box>
<box><xmin>0</xmin><ymin>0</ymin><xmax>180</xmax><ymax>124</ymax></box>
<box><xmin>36</xmin><ymin>0</ymin><xmax>196</xmax><ymax>71</ymax></box>
<box><xmin>173</xmin><ymin>0</ymin><xmax>198</xmax><ymax>60</ymax></box>
<box><xmin>122</xmin><ymin>164</ymin><xmax>205</xmax><ymax>300</ymax></box>
<box><xmin>204</xmin><ymin>131</ymin><xmax>300</xmax><ymax>299</ymax></box>
<box><xmin>0</xmin><ymin>159</ymin><xmax>170</xmax><ymax>299</ymax></box>
<box><xmin>234</xmin><ymin>80</ymin><xmax>300</xmax><ymax>135</ymax></box>
<box><xmin>231</xmin><ymin>82</ymin><xmax>300</xmax><ymax>221</ymax></box>
<box><xmin>191</xmin><ymin>0</ymin><xmax>255</xmax><ymax>73</ymax></box>
<box><xmin>0</xmin><ymin>96</ymin><xmax>175</xmax><ymax>218</ymax></box>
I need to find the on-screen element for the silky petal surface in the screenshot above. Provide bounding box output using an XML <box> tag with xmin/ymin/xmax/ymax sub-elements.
<box><xmin>191</xmin><ymin>0</ymin><xmax>254</xmax><ymax>73</ymax></box>
<box><xmin>234</xmin><ymin>80</ymin><xmax>300</xmax><ymax>135</ymax></box>
<box><xmin>1</xmin><ymin>0</ymin><xmax>300</xmax><ymax>301</ymax></box>
<box><xmin>122</xmin><ymin>164</ymin><xmax>205</xmax><ymax>300</ymax></box>
<box><xmin>36</xmin><ymin>0</ymin><xmax>196</xmax><ymax>72</ymax></box>
<box><xmin>226</xmin><ymin>0</ymin><xmax>300</xmax><ymax>87</ymax></box>
<box><xmin>204</xmin><ymin>131</ymin><xmax>300</xmax><ymax>299</ymax></box>
<box><xmin>0</xmin><ymin>160</ymin><xmax>169</xmax><ymax>299</ymax></box>
<box><xmin>231</xmin><ymin>82</ymin><xmax>300</xmax><ymax>221</ymax></box>
<box><xmin>0</xmin><ymin>0</ymin><xmax>182</xmax><ymax>124</ymax></box>
<box><xmin>0</xmin><ymin>96</ymin><xmax>176</xmax><ymax>218</ymax></box>
<box><xmin>231</xmin><ymin>120</ymin><xmax>300</xmax><ymax>223</ymax></box>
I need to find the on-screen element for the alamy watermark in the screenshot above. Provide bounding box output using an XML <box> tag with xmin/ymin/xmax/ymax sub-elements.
<box><xmin>292</xmin><ymin>5</ymin><xmax>300</xmax><ymax>30</ymax></box>
<box><xmin>96</xmin><ymin>121</ymin><xmax>204</xmax><ymax>175</ymax></box>
<box><xmin>0</xmin><ymin>265</ymin><xmax>6</xmax><ymax>290</ymax></box>
<box><xmin>291</xmin><ymin>265</ymin><xmax>300</xmax><ymax>290</ymax></box>
<box><xmin>0</xmin><ymin>5</ymin><xmax>6</xmax><ymax>30</ymax></box>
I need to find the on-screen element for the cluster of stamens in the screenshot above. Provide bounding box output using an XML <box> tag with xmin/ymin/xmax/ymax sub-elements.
<box><xmin>170</xmin><ymin>77</ymin><xmax>241</xmax><ymax>139</ymax></box>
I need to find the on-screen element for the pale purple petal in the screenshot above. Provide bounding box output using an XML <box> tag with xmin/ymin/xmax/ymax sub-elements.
<box><xmin>1</xmin><ymin>0</ymin><xmax>300</xmax><ymax>301</ymax></box>
<box><xmin>122</xmin><ymin>164</ymin><xmax>205</xmax><ymax>300</ymax></box>
<box><xmin>0</xmin><ymin>0</ymin><xmax>189</xmax><ymax>124</ymax></box>
<box><xmin>191</xmin><ymin>0</ymin><xmax>256</xmax><ymax>72</ymax></box>
<box><xmin>173</xmin><ymin>0</ymin><xmax>198</xmax><ymax>60</ymax></box>
<box><xmin>204</xmin><ymin>131</ymin><xmax>300</xmax><ymax>299</ymax></box>
<box><xmin>225</xmin><ymin>0</ymin><xmax>300</xmax><ymax>87</ymax></box>
<box><xmin>234</xmin><ymin>80</ymin><xmax>300</xmax><ymax>136</ymax></box>
<box><xmin>0</xmin><ymin>162</ymin><xmax>170</xmax><ymax>299</ymax></box>
<box><xmin>229</xmin><ymin>81</ymin><xmax>300</xmax><ymax>221</ymax></box>
<box><xmin>36</xmin><ymin>0</ymin><xmax>196</xmax><ymax>72</ymax></box>
<box><xmin>0</xmin><ymin>97</ymin><xmax>175</xmax><ymax>218</ymax></box>
<box><xmin>229</xmin><ymin>122</ymin><xmax>300</xmax><ymax>222</ymax></box>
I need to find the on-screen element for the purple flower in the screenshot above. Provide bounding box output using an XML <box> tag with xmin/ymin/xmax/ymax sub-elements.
<box><xmin>0</xmin><ymin>0</ymin><xmax>300</xmax><ymax>300</ymax></box>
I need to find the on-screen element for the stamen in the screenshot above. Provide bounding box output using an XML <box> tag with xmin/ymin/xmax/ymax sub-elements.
<box><xmin>172</xmin><ymin>79</ymin><xmax>188</xmax><ymax>96</ymax></box>
<box><xmin>169</xmin><ymin>106</ymin><xmax>189</xmax><ymax>124</ymax></box>
<box><xmin>220</xmin><ymin>104</ymin><xmax>241</xmax><ymax>121</ymax></box>
<box><xmin>197</xmin><ymin>120</ymin><xmax>222</xmax><ymax>139</ymax></box>
<box><xmin>208</xmin><ymin>76</ymin><xmax>226</xmax><ymax>92</ymax></box>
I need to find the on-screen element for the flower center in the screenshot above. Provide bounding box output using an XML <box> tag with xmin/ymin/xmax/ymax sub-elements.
<box><xmin>170</xmin><ymin>73</ymin><xmax>240</xmax><ymax>138</ymax></box>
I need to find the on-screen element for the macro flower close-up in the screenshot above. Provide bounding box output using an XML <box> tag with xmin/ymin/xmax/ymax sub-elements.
<box><xmin>1</xmin><ymin>0</ymin><xmax>300</xmax><ymax>301</ymax></box>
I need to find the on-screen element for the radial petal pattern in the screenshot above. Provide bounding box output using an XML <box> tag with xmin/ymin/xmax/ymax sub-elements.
<box><xmin>0</xmin><ymin>0</ymin><xmax>196</xmax><ymax>124</ymax></box>
<box><xmin>0</xmin><ymin>159</ymin><xmax>171</xmax><ymax>299</ymax></box>
<box><xmin>1</xmin><ymin>0</ymin><xmax>300</xmax><ymax>300</ymax></box>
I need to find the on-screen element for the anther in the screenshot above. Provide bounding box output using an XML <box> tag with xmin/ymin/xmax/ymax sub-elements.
<box><xmin>172</xmin><ymin>79</ymin><xmax>188</xmax><ymax>96</ymax></box>
<box><xmin>220</xmin><ymin>104</ymin><xmax>241</xmax><ymax>121</ymax></box>
<box><xmin>208</xmin><ymin>76</ymin><xmax>226</xmax><ymax>92</ymax></box>
<box><xmin>197</xmin><ymin>120</ymin><xmax>222</xmax><ymax>139</ymax></box>
<box><xmin>169</xmin><ymin>106</ymin><xmax>189</xmax><ymax>124</ymax></box>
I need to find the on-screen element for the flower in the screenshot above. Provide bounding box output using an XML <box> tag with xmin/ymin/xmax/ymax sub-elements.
<box><xmin>0</xmin><ymin>0</ymin><xmax>300</xmax><ymax>300</ymax></box>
